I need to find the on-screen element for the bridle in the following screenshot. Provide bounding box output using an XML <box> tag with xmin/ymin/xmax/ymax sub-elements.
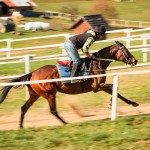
<box><xmin>93</xmin><ymin>42</ymin><xmax>131</xmax><ymax>63</ymax></box>
<box><xmin>116</xmin><ymin>43</ymin><xmax>131</xmax><ymax>64</ymax></box>
<box><xmin>90</xmin><ymin>41</ymin><xmax>133</xmax><ymax>72</ymax></box>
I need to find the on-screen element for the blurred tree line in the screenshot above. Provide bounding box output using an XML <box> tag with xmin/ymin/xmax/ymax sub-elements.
<box><xmin>60</xmin><ymin>0</ymin><xmax>118</xmax><ymax>20</ymax></box>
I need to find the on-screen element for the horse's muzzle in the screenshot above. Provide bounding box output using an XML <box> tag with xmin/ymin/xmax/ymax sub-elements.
<box><xmin>125</xmin><ymin>57</ymin><xmax>137</xmax><ymax>66</ymax></box>
<box><xmin>131</xmin><ymin>59</ymin><xmax>138</xmax><ymax>66</ymax></box>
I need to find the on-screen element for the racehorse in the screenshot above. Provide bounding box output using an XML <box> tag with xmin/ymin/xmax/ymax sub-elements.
<box><xmin>0</xmin><ymin>41</ymin><xmax>139</xmax><ymax>128</ymax></box>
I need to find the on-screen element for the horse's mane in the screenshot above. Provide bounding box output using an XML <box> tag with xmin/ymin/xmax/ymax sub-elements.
<box><xmin>92</xmin><ymin>44</ymin><xmax>114</xmax><ymax>57</ymax></box>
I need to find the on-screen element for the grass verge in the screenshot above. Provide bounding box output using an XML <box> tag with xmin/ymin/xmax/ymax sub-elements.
<box><xmin>0</xmin><ymin>115</ymin><xmax>149</xmax><ymax>150</ymax></box>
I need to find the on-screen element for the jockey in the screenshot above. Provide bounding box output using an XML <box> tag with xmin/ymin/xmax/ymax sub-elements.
<box><xmin>64</xmin><ymin>25</ymin><xmax>106</xmax><ymax>83</ymax></box>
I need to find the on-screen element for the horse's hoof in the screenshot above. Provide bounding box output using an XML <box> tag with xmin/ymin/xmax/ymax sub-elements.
<box><xmin>62</xmin><ymin>120</ymin><xmax>67</xmax><ymax>124</ymax></box>
<box><xmin>132</xmin><ymin>102</ymin><xmax>139</xmax><ymax>107</ymax></box>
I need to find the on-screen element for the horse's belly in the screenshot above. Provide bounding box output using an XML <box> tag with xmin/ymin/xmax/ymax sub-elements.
<box><xmin>58</xmin><ymin>82</ymin><xmax>92</xmax><ymax>94</ymax></box>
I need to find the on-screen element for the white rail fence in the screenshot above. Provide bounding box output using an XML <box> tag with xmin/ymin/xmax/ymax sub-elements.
<box><xmin>0</xmin><ymin>69</ymin><xmax>150</xmax><ymax>121</ymax></box>
<box><xmin>0</xmin><ymin>50</ymin><xmax>150</xmax><ymax>78</ymax></box>
<box><xmin>0</xmin><ymin>28</ymin><xmax>150</xmax><ymax>58</ymax></box>
<box><xmin>108</xmin><ymin>19</ymin><xmax>150</xmax><ymax>28</ymax></box>
<box><xmin>45</xmin><ymin>10</ymin><xmax>150</xmax><ymax>28</ymax></box>
<box><xmin>0</xmin><ymin>59</ymin><xmax>150</xmax><ymax>80</ymax></box>
<box><xmin>0</xmin><ymin>36</ymin><xmax>150</xmax><ymax>61</ymax></box>
<box><xmin>0</xmin><ymin>33</ymin><xmax>69</xmax><ymax>58</ymax></box>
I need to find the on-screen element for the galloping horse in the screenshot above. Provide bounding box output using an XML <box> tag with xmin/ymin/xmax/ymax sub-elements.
<box><xmin>0</xmin><ymin>41</ymin><xmax>138</xmax><ymax>128</ymax></box>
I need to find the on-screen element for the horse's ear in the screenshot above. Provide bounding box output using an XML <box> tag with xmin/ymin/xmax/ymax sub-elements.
<box><xmin>115</xmin><ymin>41</ymin><xmax>118</xmax><ymax>44</ymax></box>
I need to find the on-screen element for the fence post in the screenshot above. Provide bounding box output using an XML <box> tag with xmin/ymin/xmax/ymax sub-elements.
<box><xmin>25</xmin><ymin>55</ymin><xmax>30</xmax><ymax>74</ymax></box>
<box><xmin>111</xmin><ymin>75</ymin><xmax>119</xmax><ymax>120</ymax></box>
<box><xmin>25</xmin><ymin>55</ymin><xmax>31</xmax><ymax>99</ymax></box>
<box><xmin>125</xmin><ymin>29</ymin><xmax>131</xmax><ymax>48</ymax></box>
<box><xmin>143</xmin><ymin>51</ymin><xmax>147</xmax><ymax>62</ymax></box>
<box><xmin>6</xmin><ymin>39</ymin><xmax>12</xmax><ymax>58</ymax></box>
<box><xmin>143</xmin><ymin>52</ymin><xmax>147</xmax><ymax>62</ymax></box>
<box><xmin>142</xmin><ymin>37</ymin><xmax>147</xmax><ymax>46</ymax></box>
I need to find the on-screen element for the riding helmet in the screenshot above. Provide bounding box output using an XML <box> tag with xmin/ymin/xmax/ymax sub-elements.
<box><xmin>94</xmin><ymin>26</ymin><xmax>106</xmax><ymax>35</ymax></box>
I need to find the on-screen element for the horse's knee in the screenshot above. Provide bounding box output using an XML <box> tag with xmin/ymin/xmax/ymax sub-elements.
<box><xmin>21</xmin><ymin>106</ymin><xmax>28</xmax><ymax>115</ymax></box>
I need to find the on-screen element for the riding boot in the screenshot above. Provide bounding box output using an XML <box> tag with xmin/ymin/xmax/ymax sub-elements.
<box><xmin>71</xmin><ymin>63</ymin><xmax>80</xmax><ymax>83</ymax></box>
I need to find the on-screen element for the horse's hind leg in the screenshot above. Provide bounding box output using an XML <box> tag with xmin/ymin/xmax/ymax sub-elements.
<box><xmin>102</xmin><ymin>86</ymin><xmax>139</xmax><ymax>107</ymax></box>
<box><xmin>20</xmin><ymin>94</ymin><xmax>39</xmax><ymax>128</ymax></box>
<box><xmin>117</xmin><ymin>93</ymin><xmax>138</xmax><ymax>106</ymax></box>
<box><xmin>45</xmin><ymin>94</ymin><xmax>67</xmax><ymax>124</ymax></box>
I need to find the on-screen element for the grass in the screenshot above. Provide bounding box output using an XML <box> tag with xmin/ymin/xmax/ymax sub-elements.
<box><xmin>33</xmin><ymin>0</ymin><xmax>150</xmax><ymax>21</ymax></box>
<box><xmin>113</xmin><ymin>0</ymin><xmax>150</xmax><ymax>21</ymax></box>
<box><xmin>33</xmin><ymin>0</ymin><xmax>92</xmax><ymax>14</ymax></box>
<box><xmin>0</xmin><ymin>115</ymin><xmax>149</xmax><ymax>150</ymax></box>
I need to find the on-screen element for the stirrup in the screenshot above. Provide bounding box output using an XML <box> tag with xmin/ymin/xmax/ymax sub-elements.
<box><xmin>71</xmin><ymin>79</ymin><xmax>80</xmax><ymax>83</ymax></box>
<box><xmin>71</xmin><ymin>79</ymin><xmax>83</xmax><ymax>84</ymax></box>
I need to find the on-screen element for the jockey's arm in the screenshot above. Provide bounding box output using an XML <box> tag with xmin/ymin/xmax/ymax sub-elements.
<box><xmin>82</xmin><ymin>37</ymin><xmax>95</xmax><ymax>58</ymax></box>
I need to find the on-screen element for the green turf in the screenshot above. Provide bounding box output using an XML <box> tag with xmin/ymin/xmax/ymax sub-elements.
<box><xmin>0</xmin><ymin>115</ymin><xmax>149</xmax><ymax>150</ymax></box>
<box><xmin>33</xmin><ymin>0</ymin><xmax>150</xmax><ymax>21</ymax></box>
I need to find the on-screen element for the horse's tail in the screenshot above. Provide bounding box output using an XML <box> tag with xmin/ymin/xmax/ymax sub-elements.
<box><xmin>0</xmin><ymin>73</ymin><xmax>32</xmax><ymax>104</ymax></box>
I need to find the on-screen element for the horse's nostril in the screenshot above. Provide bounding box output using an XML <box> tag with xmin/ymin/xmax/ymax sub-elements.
<box><xmin>132</xmin><ymin>60</ymin><xmax>138</xmax><ymax>66</ymax></box>
<box><xmin>135</xmin><ymin>60</ymin><xmax>138</xmax><ymax>65</ymax></box>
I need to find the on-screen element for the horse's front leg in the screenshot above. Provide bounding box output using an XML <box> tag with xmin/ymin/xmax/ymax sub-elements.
<box><xmin>99</xmin><ymin>84</ymin><xmax>139</xmax><ymax>107</ymax></box>
<box><xmin>46</xmin><ymin>94</ymin><xmax>67</xmax><ymax>124</ymax></box>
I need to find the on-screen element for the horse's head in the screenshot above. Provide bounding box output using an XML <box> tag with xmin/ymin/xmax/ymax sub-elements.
<box><xmin>114</xmin><ymin>41</ymin><xmax>138</xmax><ymax>66</ymax></box>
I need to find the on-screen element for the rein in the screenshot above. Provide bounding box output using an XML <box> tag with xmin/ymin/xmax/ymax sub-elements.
<box><xmin>94</xmin><ymin>58</ymin><xmax>115</xmax><ymax>62</ymax></box>
<box><xmin>87</xmin><ymin>41</ymin><xmax>132</xmax><ymax>73</ymax></box>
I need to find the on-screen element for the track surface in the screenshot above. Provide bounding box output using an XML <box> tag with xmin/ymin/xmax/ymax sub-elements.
<box><xmin>0</xmin><ymin>103</ymin><xmax>149</xmax><ymax>130</ymax></box>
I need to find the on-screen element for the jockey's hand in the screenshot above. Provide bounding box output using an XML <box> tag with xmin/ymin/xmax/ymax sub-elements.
<box><xmin>91</xmin><ymin>55</ymin><xmax>95</xmax><ymax>59</ymax></box>
<box><xmin>85</xmin><ymin>52</ymin><xmax>91</xmax><ymax>58</ymax></box>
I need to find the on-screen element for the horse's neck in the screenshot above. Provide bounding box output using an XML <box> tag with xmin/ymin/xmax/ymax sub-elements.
<box><xmin>101</xmin><ymin>60</ymin><xmax>112</xmax><ymax>69</ymax></box>
<box><xmin>93</xmin><ymin>59</ymin><xmax>111</xmax><ymax>71</ymax></box>
<box><xmin>94</xmin><ymin>46</ymin><xmax>116</xmax><ymax>69</ymax></box>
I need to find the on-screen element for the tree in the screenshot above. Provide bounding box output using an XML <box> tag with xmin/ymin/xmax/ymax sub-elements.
<box><xmin>89</xmin><ymin>0</ymin><xmax>118</xmax><ymax>19</ymax></box>
<box><xmin>60</xmin><ymin>3</ymin><xmax>79</xmax><ymax>21</ymax></box>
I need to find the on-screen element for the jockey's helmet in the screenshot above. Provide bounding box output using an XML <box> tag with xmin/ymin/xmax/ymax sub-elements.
<box><xmin>94</xmin><ymin>26</ymin><xmax>106</xmax><ymax>35</ymax></box>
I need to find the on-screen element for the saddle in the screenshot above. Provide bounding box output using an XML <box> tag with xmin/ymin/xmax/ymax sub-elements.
<box><xmin>56</xmin><ymin>58</ymin><xmax>92</xmax><ymax>84</ymax></box>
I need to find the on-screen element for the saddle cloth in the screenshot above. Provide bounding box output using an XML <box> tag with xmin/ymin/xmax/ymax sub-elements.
<box><xmin>56</xmin><ymin>59</ymin><xmax>90</xmax><ymax>84</ymax></box>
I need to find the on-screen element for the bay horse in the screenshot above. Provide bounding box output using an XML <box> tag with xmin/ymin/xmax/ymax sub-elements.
<box><xmin>0</xmin><ymin>41</ymin><xmax>138</xmax><ymax>128</ymax></box>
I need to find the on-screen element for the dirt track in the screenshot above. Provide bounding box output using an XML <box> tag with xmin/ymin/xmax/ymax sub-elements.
<box><xmin>0</xmin><ymin>103</ymin><xmax>149</xmax><ymax>131</ymax></box>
